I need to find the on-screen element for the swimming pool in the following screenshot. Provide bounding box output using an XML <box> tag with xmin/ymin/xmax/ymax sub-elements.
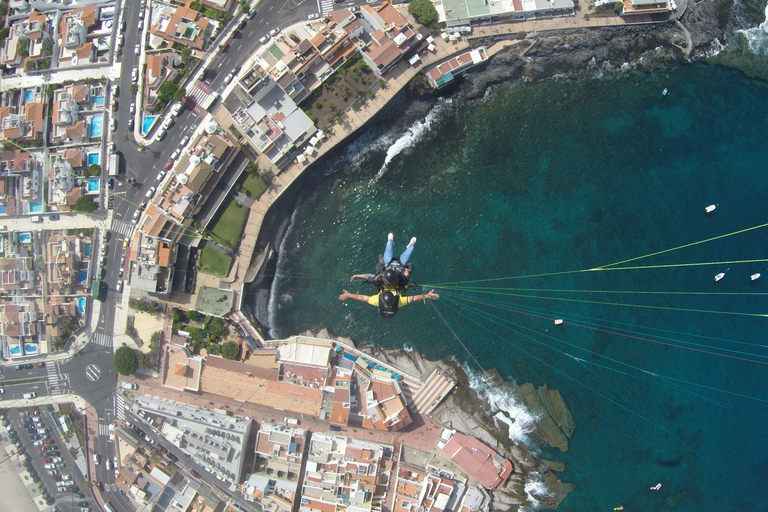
<box><xmin>77</xmin><ymin>297</ymin><xmax>86</xmax><ymax>314</ymax></box>
<box><xmin>8</xmin><ymin>345</ymin><xmax>20</xmax><ymax>357</ymax></box>
<box><xmin>76</xmin><ymin>270</ymin><xmax>88</xmax><ymax>284</ymax></box>
<box><xmin>93</xmin><ymin>96</ymin><xmax>105</xmax><ymax>106</ymax></box>
<box><xmin>19</xmin><ymin>232</ymin><xmax>31</xmax><ymax>244</ymax></box>
<box><xmin>84</xmin><ymin>242</ymin><xmax>91</xmax><ymax>257</ymax></box>
<box><xmin>86</xmin><ymin>178</ymin><xmax>100</xmax><ymax>193</ymax></box>
<box><xmin>142</xmin><ymin>115</ymin><xmax>157</xmax><ymax>135</ymax></box>
<box><xmin>24</xmin><ymin>90</ymin><xmax>34</xmax><ymax>103</ymax></box>
<box><xmin>29</xmin><ymin>202</ymin><xmax>43</xmax><ymax>213</ymax></box>
<box><xmin>87</xmin><ymin>152</ymin><xmax>100</xmax><ymax>165</ymax></box>
<box><xmin>24</xmin><ymin>343</ymin><xmax>38</xmax><ymax>355</ymax></box>
<box><xmin>90</xmin><ymin>114</ymin><xmax>103</xmax><ymax>137</ymax></box>
<box><xmin>0</xmin><ymin>205</ymin><xmax>6</xmax><ymax>214</ymax></box>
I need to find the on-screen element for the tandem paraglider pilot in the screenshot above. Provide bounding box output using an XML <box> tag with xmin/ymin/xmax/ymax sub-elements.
<box><xmin>338</xmin><ymin>289</ymin><xmax>440</xmax><ymax>319</ymax></box>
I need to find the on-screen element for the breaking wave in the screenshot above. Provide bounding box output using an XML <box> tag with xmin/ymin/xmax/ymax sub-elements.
<box><xmin>369</xmin><ymin>98</ymin><xmax>453</xmax><ymax>184</ymax></box>
<box><xmin>736</xmin><ymin>4</ymin><xmax>768</xmax><ymax>54</ymax></box>
<box><xmin>463</xmin><ymin>365</ymin><xmax>541</xmax><ymax>448</ymax></box>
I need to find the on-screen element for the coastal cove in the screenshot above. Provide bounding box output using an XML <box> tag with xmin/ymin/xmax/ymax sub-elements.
<box><xmin>254</xmin><ymin>58</ymin><xmax>768</xmax><ymax>512</ymax></box>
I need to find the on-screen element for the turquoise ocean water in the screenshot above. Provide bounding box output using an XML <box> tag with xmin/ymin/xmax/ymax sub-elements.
<box><xmin>266</xmin><ymin>63</ymin><xmax>768</xmax><ymax>510</ymax></box>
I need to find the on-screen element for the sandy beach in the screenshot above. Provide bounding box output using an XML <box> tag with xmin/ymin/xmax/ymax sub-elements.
<box><xmin>0</xmin><ymin>454</ymin><xmax>39</xmax><ymax>512</ymax></box>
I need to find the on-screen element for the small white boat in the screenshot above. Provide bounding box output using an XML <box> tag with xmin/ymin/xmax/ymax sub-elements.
<box><xmin>751</xmin><ymin>273</ymin><xmax>761</xmax><ymax>281</ymax></box>
<box><xmin>715</xmin><ymin>268</ymin><xmax>730</xmax><ymax>281</ymax></box>
<box><xmin>705</xmin><ymin>204</ymin><xmax>716</xmax><ymax>213</ymax></box>
<box><xmin>662</xmin><ymin>88</ymin><xmax>668</xmax><ymax>96</ymax></box>
<box><xmin>554</xmin><ymin>319</ymin><xmax>563</xmax><ymax>325</ymax></box>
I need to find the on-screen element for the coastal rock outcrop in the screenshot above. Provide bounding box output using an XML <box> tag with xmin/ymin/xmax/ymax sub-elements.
<box><xmin>459</xmin><ymin>0</ymin><xmax>731</xmax><ymax>99</ymax></box>
<box><xmin>337</xmin><ymin>338</ymin><xmax>577</xmax><ymax>510</ymax></box>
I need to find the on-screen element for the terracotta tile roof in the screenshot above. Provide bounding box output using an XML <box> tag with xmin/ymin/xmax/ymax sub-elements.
<box><xmin>24</xmin><ymin>101</ymin><xmax>43</xmax><ymax>131</ymax></box>
<box><xmin>76</xmin><ymin>42</ymin><xmax>94</xmax><ymax>60</ymax></box>
<box><xmin>65</xmin><ymin>120</ymin><xmax>85</xmax><ymax>139</ymax></box>
<box><xmin>440</xmin><ymin>432</ymin><xmax>513</xmax><ymax>488</ymax></box>
<box><xmin>72</xmin><ymin>84</ymin><xmax>88</xmax><ymax>103</ymax></box>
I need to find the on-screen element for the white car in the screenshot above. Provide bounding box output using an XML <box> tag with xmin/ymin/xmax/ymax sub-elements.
<box><xmin>134</xmin><ymin>44</ymin><xmax>140</xmax><ymax>54</ymax></box>
<box><xmin>138</xmin><ymin>9</ymin><xmax>144</xmax><ymax>19</ymax></box>
<box><xmin>33</xmin><ymin>440</ymin><xmax>43</xmax><ymax>446</ymax></box>
<box><xmin>131</xmin><ymin>210</ymin><xmax>140</xmax><ymax>224</ymax></box>
<box><xmin>112</xmin><ymin>84</ymin><xmax>119</xmax><ymax>96</ymax></box>
<box><xmin>129</xmin><ymin>103</ymin><xmax>135</xmax><ymax>114</ymax></box>
<box><xmin>171</xmin><ymin>103</ymin><xmax>182</xmax><ymax>116</ymax></box>
<box><xmin>162</xmin><ymin>117</ymin><xmax>173</xmax><ymax>130</ymax></box>
<box><xmin>269</xmin><ymin>27</ymin><xmax>280</xmax><ymax>37</ymax></box>
<box><xmin>259</xmin><ymin>34</ymin><xmax>269</xmax><ymax>45</ymax></box>
<box><xmin>223</xmin><ymin>72</ymin><xmax>234</xmax><ymax>84</ymax></box>
<box><xmin>116</xmin><ymin>280</ymin><xmax>123</xmax><ymax>292</ymax></box>
<box><xmin>110</xmin><ymin>118</ymin><xmax>117</xmax><ymax>132</ymax></box>
<box><xmin>131</xmin><ymin>67</ymin><xmax>138</xmax><ymax>82</ymax></box>
<box><xmin>145</xmin><ymin>186</ymin><xmax>156</xmax><ymax>198</ymax></box>
<box><xmin>117</xmin><ymin>35</ymin><xmax>123</xmax><ymax>47</ymax></box>
<box><xmin>170</xmin><ymin>148</ymin><xmax>181</xmax><ymax>160</ymax></box>
<box><xmin>156</xmin><ymin>170</ymin><xmax>166</xmax><ymax>181</ymax></box>
<box><xmin>308</xmin><ymin>13</ymin><xmax>320</xmax><ymax>19</ymax></box>
<box><xmin>156</xmin><ymin>128</ymin><xmax>166</xmax><ymax>140</ymax></box>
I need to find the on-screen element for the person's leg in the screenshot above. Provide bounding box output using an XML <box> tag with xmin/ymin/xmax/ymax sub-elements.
<box><xmin>399</xmin><ymin>237</ymin><xmax>416</xmax><ymax>264</ymax></box>
<box><xmin>383</xmin><ymin>233</ymin><xmax>394</xmax><ymax>265</ymax></box>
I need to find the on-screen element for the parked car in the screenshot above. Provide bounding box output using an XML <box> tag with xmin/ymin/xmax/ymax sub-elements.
<box><xmin>170</xmin><ymin>148</ymin><xmax>181</xmax><ymax>160</ymax></box>
<box><xmin>129</xmin><ymin>103</ymin><xmax>135</xmax><ymax>114</ymax></box>
<box><xmin>269</xmin><ymin>27</ymin><xmax>280</xmax><ymax>37</ymax></box>
<box><xmin>131</xmin><ymin>67</ymin><xmax>138</xmax><ymax>82</ymax></box>
<box><xmin>180</xmin><ymin>135</ymin><xmax>189</xmax><ymax>147</ymax></box>
<box><xmin>308</xmin><ymin>12</ymin><xmax>320</xmax><ymax>19</ymax></box>
<box><xmin>171</xmin><ymin>103</ymin><xmax>182</xmax><ymax>116</ymax></box>
<box><xmin>134</xmin><ymin>44</ymin><xmax>140</xmax><ymax>54</ymax></box>
<box><xmin>162</xmin><ymin>117</ymin><xmax>173</xmax><ymax>130</ymax></box>
<box><xmin>110</xmin><ymin>118</ymin><xmax>117</xmax><ymax>132</ymax></box>
<box><xmin>127</xmin><ymin>118</ymin><xmax>134</xmax><ymax>130</ymax></box>
<box><xmin>116</xmin><ymin>35</ymin><xmax>123</xmax><ymax>47</ymax></box>
<box><xmin>231</xmin><ymin>30</ymin><xmax>239</xmax><ymax>37</ymax></box>
<box><xmin>246</xmin><ymin>8</ymin><xmax>256</xmax><ymax>19</ymax></box>
<box><xmin>157</xmin><ymin>170</ymin><xmax>166</xmax><ymax>181</ymax></box>
<box><xmin>259</xmin><ymin>34</ymin><xmax>269</xmax><ymax>45</ymax></box>
<box><xmin>223</xmin><ymin>72</ymin><xmax>234</xmax><ymax>85</ymax></box>
<box><xmin>48</xmin><ymin>214</ymin><xmax>59</xmax><ymax>221</ymax></box>
<box><xmin>44</xmin><ymin>439</ymin><xmax>54</xmax><ymax>445</ymax></box>
<box><xmin>121</xmin><ymin>382</ymin><xmax>138</xmax><ymax>390</ymax></box>
<box><xmin>219</xmin><ymin>43</ymin><xmax>229</xmax><ymax>52</ymax></box>
<box><xmin>116</xmin><ymin>280</ymin><xmax>123</xmax><ymax>293</ymax></box>
<box><xmin>107</xmin><ymin>178</ymin><xmax>114</xmax><ymax>189</ymax></box>
<box><xmin>238</xmin><ymin>20</ymin><xmax>246</xmax><ymax>29</ymax></box>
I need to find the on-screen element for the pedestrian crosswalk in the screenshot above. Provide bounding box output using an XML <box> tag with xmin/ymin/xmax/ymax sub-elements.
<box><xmin>92</xmin><ymin>332</ymin><xmax>112</xmax><ymax>348</ymax></box>
<box><xmin>111</xmin><ymin>219</ymin><xmax>135</xmax><ymax>237</ymax></box>
<box><xmin>47</xmin><ymin>363</ymin><xmax>63</xmax><ymax>395</ymax></box>
<box><xmin>186</xmin><ymin>81</ymin><xmax>211</xmax><ymax>107</ymax></box>
<box><xmin>320</xmin><ymin>0</ymin><xmax>333</xmax><ymax>14</ymax></box>
<box><xmin>98</xmin><ymin>423</ymin><xmax>111</xmax><ymax>437</ymax></box>
<box><xmin>115</xmin><ymin>393</ymin><xmax>126</xmax><ymax>421</ymax></box>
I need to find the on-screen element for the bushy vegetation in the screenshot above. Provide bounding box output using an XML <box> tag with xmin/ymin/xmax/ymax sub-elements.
<box><xmin>129</xmin><ymin>298</ymin><xmax>164</xmax><ymax>315</ymax></box>
<box><xmin>114</xmin><ymin>346</ymin><xmax>139</xmax><ymax>375</ymax></box>
<box><xmin>73</xmin><ymin>196</ymin><xmax>97</xmax><ymax>213</ymax></box>
<box><xmin>172</xmin><ymin>308</ymin><xmax>231</xmax><ymax>352</ymax></box>
<box><xmin>85</xmin><ymin>164</ymin><xmax>101</xmax><ymax>177</ymax></box>
<box><xmin>408</xmin><ymin>0</ymin><xmax>439</xmax><ymax>27</ymax></box>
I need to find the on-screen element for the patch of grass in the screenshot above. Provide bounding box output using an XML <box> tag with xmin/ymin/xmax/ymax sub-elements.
<box><xmin>199</xmin><ymin>243</ymin><xmax>232</xmax><ymax>276</ymax></box>
<box><xmin>239</xmin><ymin>172</ymin><xmax>268</xmax><ymax>198</ymax></box>
<box><xmin>208</xmin><ymin>198</ymin><xmax>247</xmax><ymax>250</ymax></box>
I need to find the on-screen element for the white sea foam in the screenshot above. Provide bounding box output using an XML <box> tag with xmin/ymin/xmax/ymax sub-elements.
<box><xmin>369</xmin><ymin>98</ymin><xmax>452</xmax><ymax>185</ymax></box>
<box><xmin>323</xmin><ymin>128</ymin><xmax>397</xmax><ymax>176</ymax></box>
<box><xmin>524</xmin><ymin>472</ymin><xmax>555</xmax><ymax>510</ymax></box>
<box><xmin>267</xmin><ymin>203</ymin><xmax>303</xmax><ymax>339</ymax></box>
<box><xmin>737</xmin><ymin>4</ymin><xmax>768</xmax><ymax>54</ymax></box>
<box><xmin>462</xmin><ymin>365</ymin><xmax>541</xmax><ymax>448</ymax></box>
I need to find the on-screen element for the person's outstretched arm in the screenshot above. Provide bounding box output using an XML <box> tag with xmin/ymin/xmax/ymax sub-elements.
<box><xmin>408</xmin><ymin>290</ymin><xmax>439</xmax><ymax>303</ymax></box>
<box><xmin>349</xmin><ymin>273</ymin><xmax>376</xmax><ymax>282</ymax></box>
<box><xmin>339</xmin><ymin>290</ymin><xmax>373</xmax><ymax>302</ymax></box>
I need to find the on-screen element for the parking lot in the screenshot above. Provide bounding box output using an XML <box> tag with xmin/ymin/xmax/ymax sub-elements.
<box><xmin>1</xmin><ymin>406</ymin><xmax>97</xmax><ymax>512</ymax></box>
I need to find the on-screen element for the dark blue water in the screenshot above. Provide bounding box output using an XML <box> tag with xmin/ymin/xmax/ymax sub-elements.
<box><xmin>268</xmin><ymin>63</ymin><xmax>768</xmax><ymax>510</ymax></box>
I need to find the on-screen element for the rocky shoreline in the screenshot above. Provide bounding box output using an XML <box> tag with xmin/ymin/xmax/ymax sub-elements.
<box><xmin>359</xmin><ymin>341</ymin><xmax>577</xmax><ymax>510</ymax></box>
<box><xmin>458</xmin><ymin>0</ymin><xmax>733</xmax><ymax>98</ymax></box>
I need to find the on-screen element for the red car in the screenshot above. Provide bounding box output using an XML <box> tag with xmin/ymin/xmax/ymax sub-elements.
<box><xmin>29</xmin><ymin>410</ymin><xmax>39</xmax><ymax>416</ymax></box>
<box><xmin>44</xmin><ymin>439</ymin><xmax>54</xmax><ymax>445</ymax></box>
<box><xmin>42</xmin><ymin>458</ymin><xmax>52</xmax><ymax>463</ymax></box>
<box><xmin>52</xmin><ymin>475</ymin><xmax>62</xmax><ymax>481</ymax></box>
<box><xmin>37</xmin><ymin>446</ymin><xmax>45</xmax><ymax>451</ymax></box>
<box><xmin>164</xmin><ymin>160</ymin><xmax>173</xmax><ymax>169</ymax></box>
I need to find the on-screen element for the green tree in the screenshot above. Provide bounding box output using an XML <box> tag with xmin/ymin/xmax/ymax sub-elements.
<box><xmin>130</xmin><ymin>83</ymin><xmax>138</xmax><ymax>94</ymax></box>
<box><xmin>86</xmin><ymin>163</ymin><xmax>101</xmax><ymax>177</ymax></box>
<box><xmin>158</xmin><ymin>82</ymin><xmax>179</xmax><ymax>103</ymax></box>
<box><xmin>150</xmin><ymin>331</ymin><xmax>163</xmax><ymax>345</ymax></box>
<box><xmin>16</xmin><ymin>40</ymin><xmax>28</xmax><ymax>58</ymax></box>
<box><xmin>190</xmin><ymin>0</ymin><xmax>204</xmax><ymax>10</ymax></box>
<box><xmin>614</xmin><ymin>1</ymin><xmax>623</xmax><ymax>13</ymax></box>
<box><xmin>408</xmin><ymin>0</ymin><xmax>439</xmax><ymax>27</ymax></box>
<box><xmin>172</xmin><ymin>87</ymin><xmax>186</xmax><ymax>102</ymax></box>
<box><xmin>113</xmin><ymin>346</ymin><xmax>139</xmax><ymax>375</ymax></box>
<box><xmin>179</xmin><ymin>46</ymin><xmax>192</xmax><ymax>65</ymax></box>
<box><xmin>73</xmin><ymin>196</ymin><xmax>97</xmax><ymax>213</ymax></box>
<box><xmin>221</xmin><ymin>341</ymin><xmax>240</xmax><ymax>360</ymax></box>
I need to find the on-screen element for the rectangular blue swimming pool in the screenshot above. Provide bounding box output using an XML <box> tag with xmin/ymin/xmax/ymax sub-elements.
<box><xmin>87</xmin><ymin>153</ymin><xmax>100</xmax><ymax>165</ymax></box>
<box><xmin>90</xmin><ymin>115</ymin><xmax>103</xmax><ymax>137</ymax></box>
